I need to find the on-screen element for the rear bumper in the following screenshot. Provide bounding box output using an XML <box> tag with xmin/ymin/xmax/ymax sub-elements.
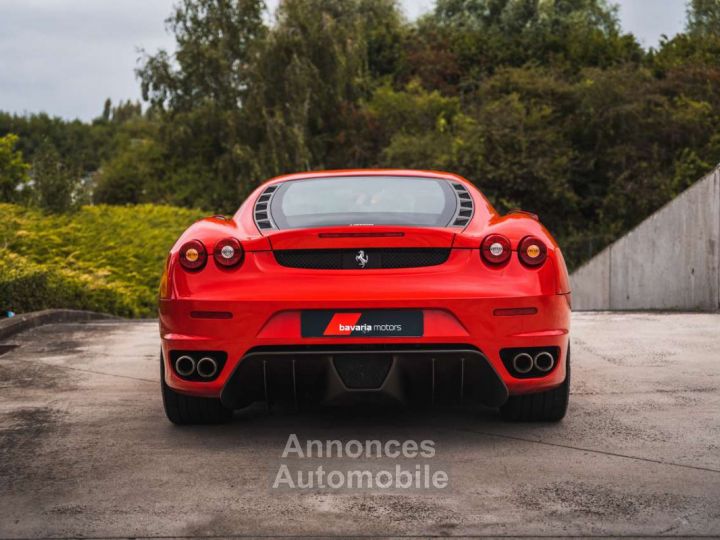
<box><xmin>159</xmin><ymin>291</ymin><xmax>571</xmax><ymax>406</ymax></box>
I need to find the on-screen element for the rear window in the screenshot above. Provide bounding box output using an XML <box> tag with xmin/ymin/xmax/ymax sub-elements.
<box><xmin>270</xmin><ymin>176</ymin><xmax>457</xmax><ymax>229</ymax></box>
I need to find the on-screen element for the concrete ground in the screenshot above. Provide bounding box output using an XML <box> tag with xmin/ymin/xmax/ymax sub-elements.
<box><xmin>0</xmin><ymin>313</ymin><xmax>719</xmax><ymax>538</ymax></box>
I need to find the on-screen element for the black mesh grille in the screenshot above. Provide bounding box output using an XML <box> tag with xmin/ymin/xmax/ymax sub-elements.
<box><xmin>274</xmin><ymin>248</ymin><xmax>451</xmax><ymax>269</ymax></box>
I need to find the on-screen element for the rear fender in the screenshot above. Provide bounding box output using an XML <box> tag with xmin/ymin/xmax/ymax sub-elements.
<box><xmin>163</xmin><ymin>217</ymin><xmax>271</xmax><ymax>300</ymax></box>
<box><xmin>454</xmin><ymin>214</ymin><xmax>570</xmax><ymax>295</ymax></box>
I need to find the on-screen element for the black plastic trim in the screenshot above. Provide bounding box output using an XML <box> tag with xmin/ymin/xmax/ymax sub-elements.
<box><xmin>450</xmin><ymin>183</ymin><xmax>474</xmax><ymax>227</ymax></box>
<box><xmin>253</xmin><ymin>185</ymin><xmax>280</xmax><ymax>231</ymax></box>
<box><xmin>274</xmin><ymin>248</ymin><xmax>450</xmax><ymax>270</ymax></box>
<box><xmin>220</xmin><ymin>345</ymin><xmax>508</xmax><ymax>409</ymax></box>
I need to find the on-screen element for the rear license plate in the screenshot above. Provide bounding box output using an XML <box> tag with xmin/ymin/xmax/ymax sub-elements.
<box><xmin>301</xmin><ymin>310</ymin><xmax>423</xmax><ymax>338</ymax></box>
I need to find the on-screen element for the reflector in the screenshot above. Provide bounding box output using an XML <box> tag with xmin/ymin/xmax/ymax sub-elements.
<box><xmin>493</xmin><ymin>307</ymin><xmax>538</xmax><ymax>316</ymax></box>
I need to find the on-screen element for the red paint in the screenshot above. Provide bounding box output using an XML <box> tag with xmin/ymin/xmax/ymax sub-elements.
<box><xmin>159</xmin><ymin>169</ymin><xmax>571</xmax><ymax>400</ymax></box>
<box><xmin>323</xmin><ymin>313</ymin><xmax>362</xmax><ymax>336</ymax></box>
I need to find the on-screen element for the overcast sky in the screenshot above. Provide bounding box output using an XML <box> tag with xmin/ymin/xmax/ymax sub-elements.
<box><xmin>0</xmin><ymin>0</ymin><xmax>688</xmax><ymax>121</ymax></box>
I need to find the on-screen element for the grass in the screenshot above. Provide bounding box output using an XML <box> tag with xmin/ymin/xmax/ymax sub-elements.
<box><xmin>0</xmin><ymin>203</ymin><xmax>205</xmax><ymax>317</ymax></box>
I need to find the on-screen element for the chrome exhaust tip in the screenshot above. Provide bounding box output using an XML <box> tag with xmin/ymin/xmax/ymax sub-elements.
<box><xmin>512</xmin><ymin>352</ymin><xmax>534</xmax><ymax>374</ymax></box>
<box><xmin>196</xmin><ymin>356</ymin><xmax>218</xmax><ymax>379</ymax></box>
<box><xmin>534</xmin><ymin>351</ymin><xmax>555</xmax><ymax>372</ymax></box>
<box><xmin>175</xmin><ymin>355</ymin><xmax>196</xmax><ymax>377</ymax></box>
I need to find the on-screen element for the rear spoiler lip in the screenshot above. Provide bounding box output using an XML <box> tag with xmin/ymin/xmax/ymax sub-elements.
<box><xmin>507</xmin><ymin>209</ymin><xmax>539</xmax><ymax>221</ymax></box>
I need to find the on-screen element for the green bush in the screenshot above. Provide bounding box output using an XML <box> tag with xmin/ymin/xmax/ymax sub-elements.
<box><xmin>0</xmin><ymin>250</ymin><xmax>140</xmax><ymax>316</ymax></box>
<box><xmin>0</xmin><ymin>203</ymin><xmax>205</xmax><ymax>317</ymax></box>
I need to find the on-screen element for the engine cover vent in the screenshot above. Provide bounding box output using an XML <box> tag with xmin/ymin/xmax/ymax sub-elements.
<box><xmin>254</xmin><ymin>185</ymin><xmax>279</xmax><ymax>230</ymax></box>
<box><xmin>451</xmin><ymin>183</ymin><xmax>474</xmax><ymax>227</ymax></box>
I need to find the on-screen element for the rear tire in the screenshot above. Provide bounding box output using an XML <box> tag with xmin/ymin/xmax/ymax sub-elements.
<box><xmin>161</xmin><ymin>353</ymin><xmax>233</xmax><ymax>425</ymax></box>
<box><xmin>500</xmin><ymin>345</ymin><xmax>570</xmax><ymax>422</ymax></box>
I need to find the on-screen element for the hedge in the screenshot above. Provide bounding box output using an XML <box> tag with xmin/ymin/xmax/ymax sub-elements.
<box><xmin>0</xmin><ymin>204</ymin><xmax>205</xmax><ymax>317</ymax></box>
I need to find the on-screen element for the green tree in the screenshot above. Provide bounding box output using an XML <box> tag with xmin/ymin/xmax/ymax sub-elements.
<box><xmin>7</xmin><ymin>0</ymin><xmax>720</xmax><ymax>274</ymax></box>
<box><xmin>0</xmin><ymin>111</ymin><xmax>116</xmax><ymax>177</ymax></box>
<box><xmin>430</xmin><ymin>0</ymin><xmax>642</xmax><ymax>75</ymax></box>
<box><xmin>94</xmin><ymin>139</ymin><xmax>166</xmax><ymax>205</ymax></box>
<box><xmin>31</xmin><ymin>143</ymin><xmax>79</xmax><ymax>213</ymax></box>
<box><xmin>243</xmin><ymin>0</ymin><xmax>381</xmax><ymax>176</ymax></box>
<box><xmin>0</xmin><ymin>134</ymin><xmax>30</xmax><ymax>202</ymax></box>
<box><xmin>458</xmin><ymin>71</ymin><xmax>578</xmax><ymax>229</ymax></box>
<box><xmin>687</xmin><ymin>0</ymin><xmax>720</xmax><ymax>36</ymax></box>
<box><xmin>136</xmin><ymin>0</ymin><xmax>267</xmax><ymax>210</ymax></box>
<box><xmin>365</xmin><ymin>81</ymin><xmax>466</xmax><ymax>170</ymax></box>
<box><xmin>138</xmin><ymin>0</ymin><xmax>267</xmax><ymax>112</ymax></box>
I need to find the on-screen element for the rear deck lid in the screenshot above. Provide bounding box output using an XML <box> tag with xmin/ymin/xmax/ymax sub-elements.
<box><xmin>267</xmin><ymin>226</ymin><xmax>455</xmax><ymax>269</ymax></box>
<box><xmin>266</xmin><ymin>225</ymin><xmax>456</xmax><ymax>250</ymax></box>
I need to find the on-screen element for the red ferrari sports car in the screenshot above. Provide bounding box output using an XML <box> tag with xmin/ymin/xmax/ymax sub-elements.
<box><xmin>159</xmin><ymin>170</ymin><xmax>571</xmax><ymax>424</ymax></box>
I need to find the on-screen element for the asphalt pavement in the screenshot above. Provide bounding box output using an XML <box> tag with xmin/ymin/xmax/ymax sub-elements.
<box><xmin>0</xmin><ymin>312</ymin><xmax>719</xmax><ymax>538</ymax></box>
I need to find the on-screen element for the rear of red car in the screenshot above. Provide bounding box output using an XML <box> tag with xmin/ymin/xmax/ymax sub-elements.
<box><xmin>159</xmin><ymin>170</ymin><xmax>571</xmax><ymax>424</ymax></box>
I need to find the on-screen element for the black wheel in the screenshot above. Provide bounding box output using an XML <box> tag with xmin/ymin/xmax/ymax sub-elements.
<box><xmin>500</xmin><ymin>345</ymin><xmax>570</xmax><ymax>422</ymax></box>
<box><xmin>161</xmin><ymin>353</ymin><xmax>233</xmax><ymax>425</ymax></box>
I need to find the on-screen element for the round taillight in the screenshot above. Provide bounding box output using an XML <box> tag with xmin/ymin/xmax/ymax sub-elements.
<box><xmin>214</xmin><ymin>238</ymin><xmax>244</xmax><ymax>268</ymax></box>
<box><xmin>518</xmin><ymin>236</ymin><xmax>547</xmax><ymax>267</ymax></box>
<box><xmin>481</xmin><ymin>234</ymin><xmax>511</xmax><ymax>265</ymax></box>
<box><xmin>179</xmin><ymin>240</ymin><xmax>207</xmax><ymax>270</ymax></box>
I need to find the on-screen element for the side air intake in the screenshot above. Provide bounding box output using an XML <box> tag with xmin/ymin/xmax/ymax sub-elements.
<box><xmin>254</xmin><ymin>185</ymin><xmax>279</xmax><ymax>230</ymax></box>
<box><xmin>451</xmin><ymin>183</ymin><xmax>474</xmax><ymax>227</ymax></box>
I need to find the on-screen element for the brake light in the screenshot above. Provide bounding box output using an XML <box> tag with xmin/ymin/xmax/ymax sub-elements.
<box><xmin>481</xmin><ymin>234</ymin><xmax>511</xmax><ymax>265</ymax></box>
<box><xmin>518</xmin><ymin>236</ymin><xmax>547</xmax><ymax>267</ymax></box>
<box><xmin>214</xmin><ymin>238</ymin><xmax>244</xmax><ymax>268</ymax></box>
<box><xmin>179</xmin><ymin>240</ymin><xmax>207</xmax><ymax>270</ymax></box>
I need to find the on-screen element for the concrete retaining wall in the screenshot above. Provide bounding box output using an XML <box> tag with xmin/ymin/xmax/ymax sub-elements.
<box><xmin>570</xmin><ymin>166</ymin><xmax>720</xmax><ymax>311</ymax></box>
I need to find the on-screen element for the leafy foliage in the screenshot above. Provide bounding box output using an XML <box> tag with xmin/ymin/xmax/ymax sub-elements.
<box><xmin>687</xmin><ymin>0</ymin><xmax>720</xmax><ymax>36</ymax></box>
<box><xmin>30</xmin><ymin>143</ymin><xmax>80</xmax><ymax>213</ymax></box>
<box><xmin>129</xmin><ymin>0</ymin><xmax>720</xmax><ymax>267</ymax></box>
<box><xmin>134</xmin><ymin>0</ymin><xmax>267</xmax><ymax>210</ymax></box>
<box><xmin>0</xmin><ymin>134</ymin><xmax>30</xmax><ymax>202</ymax></box>
<box><xmin>0</xmin><ymin>203</ymin><xmax>204</xmax><ymax>316</ymax></box>
<box><xmin>3</xmin><ymin>0</ymin><xmax>720</xmax><ymax>275</ymax></box>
